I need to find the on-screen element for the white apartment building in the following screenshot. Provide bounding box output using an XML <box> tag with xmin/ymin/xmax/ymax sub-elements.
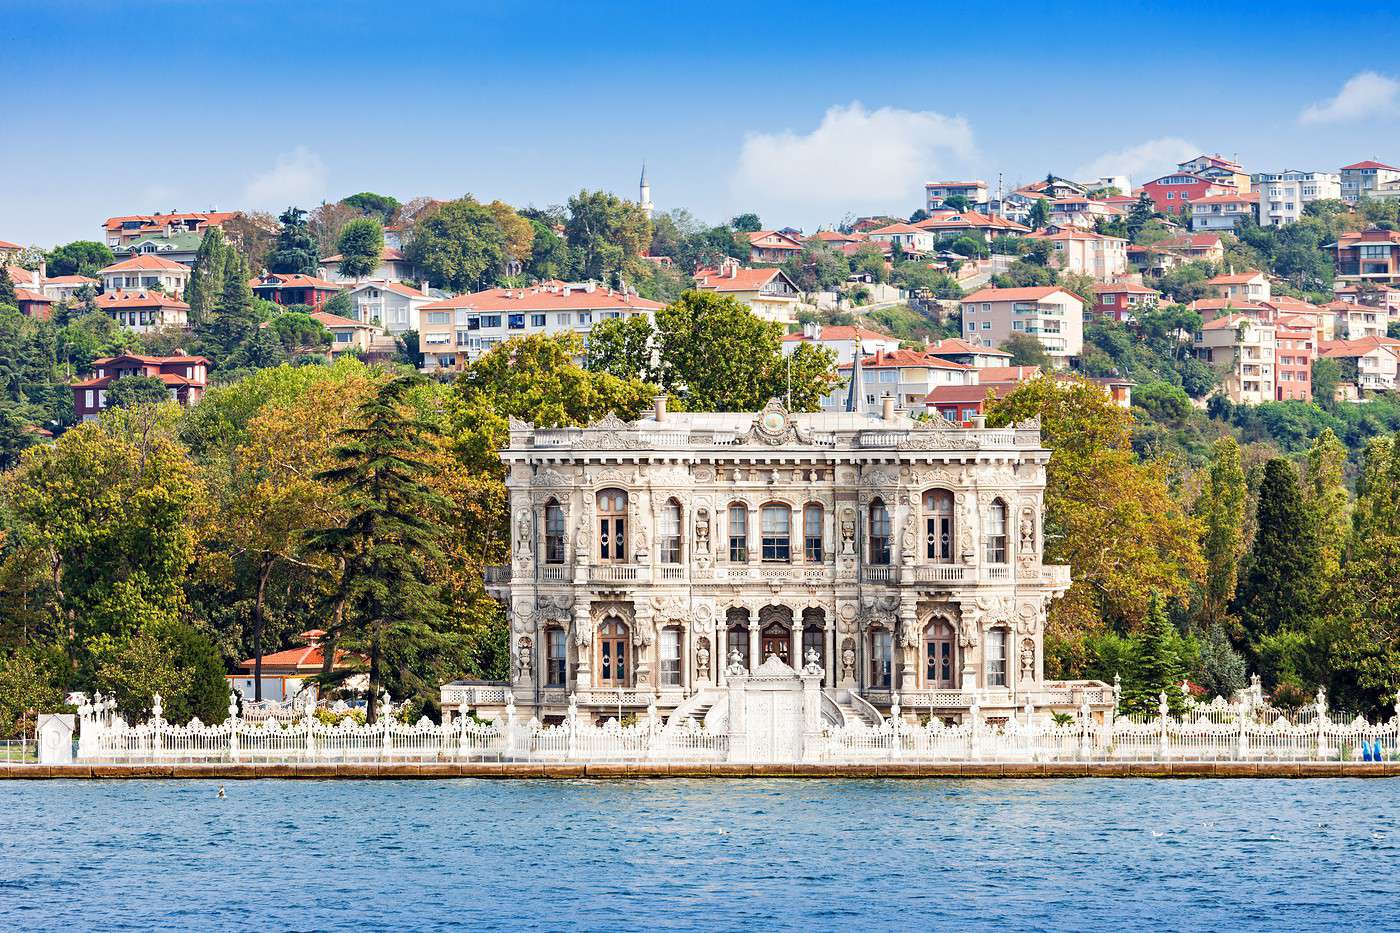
<box><xmin>1340</xmin><ymin>161</ymin><xmax>1400</xmax><ymax>203</ymax></box>
<box><xmin>782</xmin><ymin>324</ymin><xmax>902</xmax><ymax>365</ymax></box>
<box><xmin>960</xmin><ymin>287</ymin><xmax>1085</xmax><ymax>363</ymax></box>
<box><xmin>1190</xmin><ymin>194</ymin><xmax>1259</xmax><ymax>231</ymax></box>
<box><xmin>417</xmin><ymin>281</ymin><xmax>663</xmax><ymax>372</ymax></box>
<box><xmin>98</xmin><ymin>255</ymin><xmax>190</xmax><ymax>296</ymax></box>
<box><xmin>924</xmin><ymin>180</ymin><xmax>988</xmax><ymax>211</ymax></box>
<box><xmin>820</xmin><ymin>349</ymin><xmax>979</xmax><ymax>414</ymax></box>
<box><xmin>1025</xmin><ymin>230</ymin><xmax>1128</xmax><ymax>281</ymax></box>
<box><xmin>1249</xmin><ymin>170</ymin><xmax>1341</xmax><ymax>226</ymax></box>
<box><xmin>345</xmin><ymin>281</ymin><xmax>437</xmax><ymax>337</ymax></box>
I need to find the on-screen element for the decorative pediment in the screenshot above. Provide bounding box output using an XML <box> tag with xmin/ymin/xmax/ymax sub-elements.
<box><xmin>508</xmin><ymin>416</ymin><xmax>531</xmax><ymax>432</ymax></box>
<box><xmin>734</xmin><ymin>398</ymin><xmax>815</xmax><ymax>446</ymax></box>
<box><xmin>532</xmin><ymin>467</ymin><xmax>571</xmax><ymax>487</ymax></box>
<box><xmin>589</xmin><ymin>412</ymin><xmax>633</xmax><ymax>431</ymax></box>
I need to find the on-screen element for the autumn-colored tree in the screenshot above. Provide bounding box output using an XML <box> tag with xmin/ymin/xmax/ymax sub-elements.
<box><xmin>485</xmin><ymin>200</ymin><xmax>535</xmax><ymax>267</ymax></box>
<box><xmin>986</xmin><ymin>375</ymin><xmax>1204</xmax><ymax>675</ymax></box>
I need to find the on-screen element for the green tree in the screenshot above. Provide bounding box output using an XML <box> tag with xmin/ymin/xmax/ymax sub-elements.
<box><xmin>1233</xmin><ymin>458</ymin><xmax>1322</xmax><ymax>655</ymax></box>
<box><xmin>335</xmin><ymin>218</ymin><xmax>385</xmax><ymax>281</ymax></box>
<box><xmin>1127</xmin><ymin>193</ymin><xmax>1155</xmax><ymax>242</ymax></box>
<box><xmin>1025</xmin><ymin>198</ymin><xmax>1050</xmax><ymax>231</ymax></box>
<box><xmin>729</xmin><ymin>213</ymin><xmax>762</xmax><ymax>233</ymax></box>
<box><xmin>106</xmin><ymin>375</ymin><xmax>171</xmax><ymax>409</ymax></box>
<box><xmin>46</xmin><ymin>241</ymin><xmax>114</xmax><ymax>278</ymax></box>
<box><xmin>524</xmin><ymin>219</ymin><xmax>570</xmax><ymax>280</ymax></box>
<box><xmin>307</xmin><ymin>375</ymin><xmax>449</xmax><ymax>722</ymax></box>
<box><xmin>405</xmin><ymin>196</ymin><xmax>508</xmax><ymax>292</ymax></box>
<box><xmin>340</xmin><ymin>192</ymin><xmax>401</xmax><ymax>223</ymax></box>
<box><xmin>942</xmin><ymin>194</ymin><xmax>971</xmax><ymax>212</ymax></box>
<box><xmin>265</xmin><ymin>207</ymin><xmax>320</xmax><ymax>276</ymax></box>
<box><xmin>564</xmin><ymin>189</ymin><xmax>652</xmax><ymax>282</ymax></box>
<box><xmin>584</xmin><ymin>314</ymin><xmax>655</xmax><ymax>381</ymax></box>
<box><xmin>1121</xmin><ymin>594</ymin><xmax>1190</xmax><ymax>716</ymax></box>
<box><xmin>1305</xmin><ymin>428</ymin><xmax>1350</xmax><ymax>579</ymax></box>
<box><xmin>1311</xmin><ymin>356</ymin><xmax>1340</xmax><ymax>407</ymax></box>
<box><xmin>998</xmin><ymin>333</ymin><xmax>1051</xmax><ymax>367</ymax></box>
<box><xmin>185</xmin><ymin>229</ymin><xmax>233</xmax><ymax>326</ymax></box>
<box><xmin>1196</xmin><ymin>436</ymin><xmax>1247</xmax><ymax>622</ymax></box>
<box><xmin>1194</xmin><ymin>621</ymin><xmax>1248</xmax><ymax>700</ymax></box>
<box><xmin>93</xmin><ymin>619</ymin><xmax>228</xmax><ymax>724</ymax></box>
<box><xmin>0</xmin><ymin>266</ymin><xmax>16</xmax><ymax>309</ymax></box>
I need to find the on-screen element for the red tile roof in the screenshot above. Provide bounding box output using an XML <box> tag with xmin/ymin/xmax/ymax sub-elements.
<box><xmin>1159</xmin><ymin>233</ymin><xmax>1223</xmax><ymax>250</ymax></box>
<box><xmin>251</xmin><ymin>273</ymin><xmax>343</xmax><ymax>291</ymax></box>
<box><xmin>1341</xmin><ymin>160</ymin><xmax>1400</xmax><ymax>171</ymax></box>
<box><xmin>0</xmin><ymin>240</ymin><xmax>20</xmax><ymax>250</ymax></box>
<box><xmin>746</xmin><ymin>230</ymin><xmax>803</xmax><ymax>250</ymax></box>
<box><xmin>838</xmin><ymin>349</ymin><xmax>972</xmax><ymax>371</ymax></box>
<box><xmin>422</xmin><ymin>283</ymin><xmax>663</xmax><ymax>312</ymax></box>
<box><xmin>100</xmin><ymin>255</ymin><xmax>190</xmax><ymax>273</ymax></box>
<box><xmin>961</xmin><ymin>286</ymin><xmax>1075</xmax><ymax>303</ymax></box>
<box><xmin>103</xmin><ymin>212</ymin><xmax>237</xmax><ymax>233</ymax></box>
<box><xmin>925</xmin><ymin>180</ymin><xmax>986</xmax><ymax>188</ymax></box>
<box><xmin>5</xmin><ymin>265</ymin><xmax>37</xmax><ymax>287</ymax></box>
<box><xmin>1206</xmin><ymin>271</ymin><xmax>1266</xmax><ymax>285</ymax></box>
<box><xmin>925</xmin><ymin>338</ymin><xmax>1012</xmax><ymax>357</ymax></box>
<box><xmin>1200</xmin><ymin>313</ymin><xmax>1263</xmax><ymax>331</ymax></box>
<box><xmin>914</xmin><ymin>211</ymin><xmax>1029</xmax><ymax>233</ymax></box>
<box><xmin>867</xmin><ymin>222</ymin><xmax>928</xmax><ymax>236</ymax></box>
<box><xmin>15</xmin><ymin>288</ymin><xmax>52</xmax><ymax>304</ymax></box>
<box><xmin>926</xmin><ymin>384</ymin><xmax>1000</xmax><ymax>404</ymax></box>
<box><xmin>1025</xmin><ymin>229</ymin><xmax>1126</xmax><ymax>242</ymax></box>
<box><xmin>1092</xmin><ymin>282</ymin><xmax>1159</xmax><ymax>295</ymax></box>
<box><xmin>1190</xmin><ymin>298</ymin><xmax>1274</xmax><ymax>314</ymax></box>
<box><xmin>782</xmin><ymin>325</ymin><xmax>896</xmax><ymax>343</ymax></box>
<box><xmin>94</xmin><ymin>289</ymin><xmax>190</xmax><ymax>310</ymax></box>
<box><xmin>1191</xmin><ymin>193</ymin><xmax>1259</xmax><ymax>205</ymax></box>
<box><xmin>1320</xmin><ymin>336</ymin><xmax>1400</xmax><ymax>357</ymax></box>
<box><xmin>694</xmin><ymin>266</ymin><xmax>790</xmax><ymax>293</ymax></box>
<box><xmin>976</xmin><ymin>365</ymin><xmax>1041</xmax><ymax>382</ymax></box>
<box><xmin>321</xmin><ymin>246</ymin><xmax>406</xmax><ymax>263</ymax></box>
<box><xmin>311</xmin><ymin>310</ymin><xmax>372</xmax><ymax>329</ymax></box>
<box><xmin>42</xmin><ymin>274</ymin><xmax>100</xmax><ymax>285</ymax></box>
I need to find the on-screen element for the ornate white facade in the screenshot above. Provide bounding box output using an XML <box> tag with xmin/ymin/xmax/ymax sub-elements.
<box><xmin>444</xmin><ymin>398</ymin><xmax>1111</xmax><ymax>728</ymax></box>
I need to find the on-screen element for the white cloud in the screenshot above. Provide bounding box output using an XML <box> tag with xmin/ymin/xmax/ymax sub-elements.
<box><xmin>1075</xmin><ymin>137</ymin><xmax>1200</xmax><ymax>185</ymax></box>
<box><xmin>242</xmin><ymin>146</ymin><xmax>327</xmax><ymax>208</ymax></box>
<box><xmin>731</xmin><ymin>102</ymin><xmax>974</xmax><ymax>212</ymax></box>
<box><xmin>1300</xmin><ymin>71</ymin><xmax>1400</xmax><ymax>124</ymax></box>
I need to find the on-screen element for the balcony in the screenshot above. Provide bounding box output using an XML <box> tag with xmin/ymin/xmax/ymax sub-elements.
<box><xmin>909</xmin><ymin>565</ymin><xmax>968</xmax><ymax>584</ymax></box>
<box><xmin>863</xmin><ymin>566</ymin><xmax>897</xmax><ymax>584</ymax></box>
<box><xmin>588</xmin><ymin>564</ymin><xmax>644</xmax><ymax>585</ymax></box>
<box><xmin>539</xmin><ymin>565</ymin><xmax>570</xmax><ymax>583</ymax></box>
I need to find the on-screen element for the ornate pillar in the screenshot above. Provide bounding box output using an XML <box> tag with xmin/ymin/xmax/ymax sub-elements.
<box><xmin>573</xmin><ymin>602</ymin><xmax>593</xmax><ymax>690</ymax></box>
<box><xmin>747</xmin><ymin>616</ymin><xmax>761</xmax><ymax>674</ymax></box>
<box><xmin>825</xmin><ymin>619</ymin><xmax>837</xmax><ymax>689</ymax></box>
<box><xmin>898</xmin><ymin>600</ymin><xmax>919</xmax><ymax>693</ymax></box>
<box><xmin>957</xmin><ymin>601</ymin><xmax>980</xmax><ymax>692</ymax></box>
<box><xmin>633</xmin><ymin>601</ymin><xmax>654</xmax><ymax>691</ymax></box>
<box><xmin>790</xmin><ymin>617</ymin><xmax>803</xmax><ymax>671</ymax></box>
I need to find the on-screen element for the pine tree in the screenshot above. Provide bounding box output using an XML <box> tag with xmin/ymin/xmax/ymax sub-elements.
<box><xmin>307</xmin><ymin>375</ymin><xmax>449</xmax><ymax>722</ymax></box>
<box><xmin>1127</xmin><ymin>192</ymin><xmax>1155</xmax><ymax>242</ymax></box>
<box><xmin>1234</xmin><ymin>458</ymin><xmax>1322</xmax><ymax>648</ymax></box>
<box><xmin>1305</xmin><ymin>428</ymin><xmax>1350</xmax><ymax>579</ymax></box>
<box><xmin>0</xmin><ymin>267</ymin><xmax>17</xmax><ymax>309</ymax></box>
<box><xmin>1198</xmin><ymin>436</ymin><xmax>1246</xmax><ymax>622</ymax></box>
<box><xmin>186</xmin><ymin>229</ymin><xmax>231</xmax><ymax>325</ymax></box>
<box><xmin>1123</xmin><ymin>594</ymin><xmax>1188</xmax><ymax>716</ymax></box>
<box><xmin>265</xmin><ymin>207</ymin><xmax>320</xmax><ymax>276</ymax></box>
<box><xmin>206</xmin><ymin>253</ymin><xmax>258</xmax><ymax>361</ymax></box>
<box><xmin>1026</xmin><ymin>198</ymin><xmax>1050</xmax><ymax>231</ymax></box>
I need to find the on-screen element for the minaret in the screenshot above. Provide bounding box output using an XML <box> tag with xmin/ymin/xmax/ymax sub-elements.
<box><xmin>639</xmin><ymin>163</ymin><xmax>653</xmax><ymax>218</ymax></box>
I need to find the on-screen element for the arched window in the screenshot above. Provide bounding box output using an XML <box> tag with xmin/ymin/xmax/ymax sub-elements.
<box><xmin>761</xmin><ymin>504</ymin><xmax>791</xmax><ymax>562</ymax></box>
<box><xmin>803</xmin><ymin>504</ymin><xmax>824</xmax><ymax>562</ymax></box>
<box><xmin>923</xmin><ymin>619</ymin><xmax>956</xmax><ymax>688</ymax></box>
<box><xmin>984</xmin><ymin>499</ymin><xmax>1008</xmax><ymax>564</ymax></box>
<box><xmin>726</xmin><ymin>615</ymin><xmax>749</xmax><ymax>670</ymax></box>
<box><xmin>868</xmin><ymin>499</ymin><xmax>891</xmax><ymax>565</ymax></box>
<box><xmin>660</xmin><ymin>499</ymin><xmax>682</xmax><ymax>564</ymax></box>
<box><xmin>870</xmin><ymin>628</ymin><xmax>892</xmax><ymax>688</ymax></box>
<box><xmin>761</xmin><ymin>620</ymin><xmax>791</xmax><ymax>663</ymax></box>
<box><xmin>986</xmin><ymin>627</ymin><xmax>1008</xmax><ymax>687</ymax></box>
<box><xmin>598</xmin><ymin>618</ymin><xmax>629</xmax><ymax>686</ymax></box>
<box><xmin>545</xmin><ymin>628</ymin><xmax>567</xmax><ymax>687</ymax></box>
<box><xmin>728</xmin><ymin>504</ymin><xmax>748</xmax><ymax>563</ymax></box>
<box><xmin>597</xmin><ymin>489</ymin><xmax>627</xmax><ymax>563</ymax></box>
<box><xmin>544</xmin><ymin>500</ymin><xmax>565</xmax><ymax>564</ymax></box>
<box><xmin>924</xmin><ymin>490</ymin><xmax>954</xmax><ymax>562</ymax></box>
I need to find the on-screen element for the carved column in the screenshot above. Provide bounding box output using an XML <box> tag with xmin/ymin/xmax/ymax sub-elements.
<box><xmin>747</xmin><ymin>617</ymin><xmax>761</xmax><ymax>674</ymax></box>
<box><xmin>573</xmin><ymin>602</ymin><xmax>593</xmax><ymax>690</ymax></box>
<box><xmin>789</xmin><ymin>617</ymin><xmax>803</xmax><ymax>671</ymax></box>
<box><xmin>633</xmin><ymin>601</ymin><xmax>654</xmax><ymax>691</ymax></box>
<box><xmin>825</xmin><ymin>619</ymin><xmax>837</xmax><ymax>689</ymax></box>
<box><xmin>897</xmin><ymin>600</ymin><xmax>919</xmax><ymax>693</ymax></box>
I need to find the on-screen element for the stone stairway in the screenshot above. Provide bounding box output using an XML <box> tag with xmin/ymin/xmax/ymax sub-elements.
<box><xmin>827</xmin><ymin>688</ymin><xmax>884</xmax><ymax>727</ymax></box>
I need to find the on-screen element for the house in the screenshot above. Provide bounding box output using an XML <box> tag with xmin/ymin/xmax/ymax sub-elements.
<box><xmin>822</xmin><ymin>349</ymin><xmax>980</xmax><ymax>414</ymax></box>
<box><xmin>417</xmin><ymin>281</ymin><xmax>663</xmax><ymax>372</ymax></box>
<box><xmin>924</xmin><ymin>180</ymin><xmax>989</xmax><ymax>211</ymax></box>
<box><xmin>1205</xmin><ymin>270</ymin><xmax>1270</xmax><ymax>303</ymax></box>
<box><xmin>782</xmin><ymin>323</ymin><xmax>902</xmax><ymax>365</ymax></box>
<box><xmin>1048</xmin><ymin>197</ymin><xmax>1123</xmax><ymax>230</ymax></box>
<box><xmin>1157</xmin><ymin>232</ymin><xmax>1225</xmax><ymax>264</ymax></box>
<box><xmin>1189</xmin><ymin>298</ymin><xmax>1277</xmax><ymax>326</ymax></box>
<box><xmin>1250</xmin><ymin>170</ymin><xmax>1341</xmax><ymax>226</ymax></box>
<box><xmin>1092</xmin><ymin>282</ymin><xmax>1160</xmax><ymax>321</ymax></box>
<box><xmin>1024</xmin><ymin>229</ymin><xmax>1128</xmax><ymax>281</ymax></box>
<box><xmin>71</xmin><ymin>353</ymin><xmax>208</xmax><ymax>421</ymax></box>
<box><xmin>805</xmin><ymin>230</ymin><xmax>866</xmax><ymax>248</ymax></box>
<box><xmin>311</xmin><ymin>310</ymin><xmax>375</xmax><ymax>356</ymax></box>
<box><xmin>1274</xmin><ymin>316</ymin><xmax>1315</xmax><ymax>402</ymax></box>
<box><xmin>98</xmin><ymin>255</ymin><xmax>190</xmax><ymax>296</ymax></box>
<box><xmin>250</xmin><ymin>272</ymin><xmax>344</xmax><ymax>309</ymax></box>
<box><xmin>693</xmin><ymin>260</ymin><xmax>802</xmax><ymax>324</ymax></box>
<box><xmin>102</xmin><ymin>211</ymin><xmax>237</xmax><ymax>250</ymax></box>
<box><xmin>1019</xmin><ymin>176</ymin><xmax>1088</xmax><ymax>199</ymax></box>
<box><xmin>924</xmin><ymin>366</ymin><xmax>1041</xmax><ymax>424</ymax></box>
<box><xmin>924</xmin><ymin>338</ymin><xmax>1015</xmax><ymax>369</ymax></box>
<box><xmin>1189</xmin><ymin>193</ymin><xmax>1260</xmax><ymax>231</ymax></box>
<box><xmin>746</xmin><ymin>230</ymin><xmax>804</xmax><ymax>264</ymax></box>
<box><xmin>1318</xmin><ymin>336</ymin><xmax>1400</xmax><ymax>394</ymax></box>
<box><xmin>229</xmin><ymin>629</ymin><xmax>365</xmax><ymax>703</ymax></box>
<box><xmin>41</xmin><ymin>274</ymin><xmax>101</xmax><ymax>302</ymax></box>
<box><xmin>914</xmin><ymin>210</ymin><xmax>1030</xmax><ymax>242</ymax></box>
<box><xmin>1194</xmin><ymin>315</ymin><xmax>1276</xmax><ymax>405</ymax></box>
<box><xmin>1340</xmin><ymin>161</ymin><xmax>1400</xmax><ymax>203</ymax></box>
<box><xmin>111</xmin><ymin>231</ymin><xmax>205</xmax><ymax>266</ymax></box>
<box><xmin>1139</xmin><ymin>173</ymin><xmax>1235</xmax><ymax>216</ymax></box>
<box><xmin>95</xmin><ymin>290</ymin><xmax>190</xmax><ymax>332</ymax></box>
<box><xmin>960</xmin><ymin>286</ymin><xmax>1085</xmax><ymax>363</ymax></box>
<box><xmin>866</xmin><ymin>223</ymin><xmax>936</xmax><ymax>255</ymax></box>
<box><xmin>0</xmin><ymin>240</ymin><xmax>21</xmax><ymax>264</ymax></box>
<box><xmin>1328</xmin><ymin>301</ymin><xmax>1386</xmax><ymax>340</ymax></box>
<box><xmin>1176</xmin><ymin>154</ymin><xmax>1251</xmax><ymax>192</ymax></box>
<box><xmin>1331</xmin><ymin>228</ymin><xmax>1400</xmax><ymax>286</ymax></box>
<box><xmin>346</xmin><ymin>281</ymin><xmax>437</xmax><ymax>336</ymax></box>
<box><xmin>319</xmin><ymin>246</ymin><xmax>419</xmax><ymax>284</ymax></box>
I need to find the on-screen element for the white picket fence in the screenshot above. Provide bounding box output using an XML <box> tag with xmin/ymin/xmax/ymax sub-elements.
<box><xmin>63</xmin><ymin>687</ymin><xmax>1400</xmax><ymax>765</ymax></box>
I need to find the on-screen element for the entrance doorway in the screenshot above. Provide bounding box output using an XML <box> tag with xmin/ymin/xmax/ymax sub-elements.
<box><xmin>761</xmin><ymin>623</ymin><xmax>791</xmax><ymax>664</ymax></box>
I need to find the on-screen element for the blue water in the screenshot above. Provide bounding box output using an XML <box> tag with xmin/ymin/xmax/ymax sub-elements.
<box><xmin>0</xmin><ymin>778</ymin><xmax>1395</xmax><ymax>931</ymax></box>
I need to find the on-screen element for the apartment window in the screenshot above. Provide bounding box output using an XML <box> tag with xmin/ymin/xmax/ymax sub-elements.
<box><xmin>986</xmin><ymin>629</ymin><xmax>1008</xmax><ymax>687</ymax></box>
<box><xmin>982</xmin><ymin>303</ymin><xmax>991</xmax><ymax>312</ymax></box>
<box><xmin>602</xmin><ymin>310</ymin><xmax>621</xmax><ymax>319</ymax></box>
<box><xmin>481</xmin><ymin>315</ymin><xmax>501</xmax><ymax>328</ymax></box>
<box><xmin>981</xmin><ymin>321</ymin><xmax>992</xmax><ymax>330</ymax></box>
<box><xmin>984</xmin><ymin>499</ymin><xmax>1008</xmax><ymax>564</ymax></box>
<box><xmin>728</xmin><ymin>504</ymin><xmax>748</xmax><ymax>562</ymax></box>
<box><xmin>426</xmin><ymin>311</ymin><xmax>450</xmax><ymax>325</ymax></box>
<box><xmin>466</xmin><ymin>315</ymin><xmax>481</xmax><ymax>330</ymax></box>
<box><xmin>556</xmin><ymin>313</ymin><xmax>571</xmax><ymax>325</ymax></box>
<box><xmin>578</xmin><ymin>312</ymin><xmax>593</xmax><ymax>325</ymax></box>
<box><xmin>546</xmin><ymin>628</ymin><xmax>567</xmax><ymax>687</ymax></box>
<box><xmin>868</xmin><ymin>499</ymin><xmax>891</xmax><ymax>565</ymax></box>
<box><xmin>660</xmin><ymin>500</ymin><xmax>682</xmax><ymax>564</ymax></box>
<box><xmin>544</xmin><ymin>500</ymin><xmax>565</xmax><ymax>564</ymax></box>
<box><xmin>508</xmin><ymin>314</ymin><xmax>525</xmax><ymax>329</ymax></box>
<box><xmin>531</xmin><ymin>313</ymin><xmax>547</xmax><ymax>327</ymax></box>
<box><xmin>761</xmin><ymin>505</ymin><xmax>791</xmax><ymax>562</ymax></box>
<box><xmin>804</xmin><ymin>504</ymin><xmax>824</xmax><ymax>562</ymax></box>
<box><xmin>660</xmin><ymin>627</ymin><xmax>681</xmax><ymax>687</ymax></box>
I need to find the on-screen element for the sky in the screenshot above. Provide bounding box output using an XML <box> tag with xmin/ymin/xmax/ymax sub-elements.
<box><xmin>5</xmin><ymin>0</ymin><xmax>1400</xmax><ymax>246</ymax></box>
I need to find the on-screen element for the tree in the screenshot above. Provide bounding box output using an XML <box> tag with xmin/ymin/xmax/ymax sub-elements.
<box><xmin>729</xmin><ymin>213</ymin><xmax>762</xmax><ymax>233</ymax></box>
<box><xmin>203</xmin><ymin>251</ymin><xmax>259</xmax><ymax>363</ymax></box>
<box><xmin>652</xmin><ymin>291</ymin><xmax>836</xmax><ymax>412</ymax></box>
<box><xmin>185</xmin><ymin>229</ymin><xmax>234</xmax><ymax>326</ymax></box>
<box><xmin>307</xmin><ymin>375</ymin><xmax>449</xmax><ymax>722</ymax></box>
<box><xmin>998</xmin><ymin>333</ymin><xmax>1051</xmax><ymax>368</ymax></box>
<box><xmin>1026</xmin><ymin>198</ymin><xmax>1050</xmax><ymax>231</ymax></box>
<box><xmin>485</xmin><ymin>201</ymin><xmax>535</xmax><ymax>267</ymax></box>
<box><xmin>565</xmin><ymin>189</ymin><xmax>651</xmax><ymax>282</ymax></box>
<box><xmin>0</xmin><ymin>267</ymin><xmax>16</xmax><ymax>309</ymax></box>
<box><xmin>335</xmin><ymin>218</ymin><xmax>385</xmax><ymax>281</ymax></box>
<box><xmin>524</xmin><ymin>219</ymin><xmax>570</xmax><ymax>281</ymax></box>
<box><xmin>404</xmin><ymin>196</ymin><xmax>508</xmax><ymax>292</ymax></box>
<box><xmin>1133</xmin><ymin>381</ymin><xmax>1191</xmax><ymax>424</ymax></box>
<box><xmin>1127</xmin><ymin>193</ymin><xmax>1155</xmax><ymax>242</ymax></box>
<box><xmin>1233</xmin><ymin>458</ymin><xmax>1322</xmax><ymax>656</ymax></box>
<box><xmin>106</xmin><ymin>375</ymin><xmax>171</xmax><ymax>409</ymax></box>
<box><xmin>1311</xmin><ymin>357</ymin><xmax>1340</xmax><ymax>407</ymax></box>
<box><xmin>308</xmin><ymin>201</ymin><xmax>359</xmax><ymax>255</ymax></box>
<box><xmin>46</xmin><ymin>241</ymin><xmax>113</xmax><ymax>278</ymax></box>
<box><xmin>1194</xmin><ymin>622</ymin><xmax>1247</xmax><ymax>700</ymax></box>
<box><xmin>1196</xmin><ymin>436</ymin><xmax>1247</xmax><ymax>622</ymax></box>
<box><xmin>584</xmin><ymin>314</ymin><xmax>655</xmax><ymax>381</ymax></box>
<box><xmin>942</xmin><ymin>195</ymin><xmax>971</xmax><ymax>212</ymax></box>
<box><xmin>1305</xmin><ymin>428</ymin><xmax>1350</xmax><ymax>580</ymax></box>
<box><xmin>222</xmin><ymin>211</ymin><xmax>279</xmax><ymax>274</ymax></box>
<box><xmin>265</xmin><ymin>207</ymin><xmax>320</xmax><ymax>276</ymax></box>
<box><xmin>1120</xmin><ymin>594</ymin><xmax>1190</xmax><ymax>716</ymax></box>
<box><xmin>340</xmin><ymin>192</ymin><xmax>401</xmax><ymax>223</ymax></box>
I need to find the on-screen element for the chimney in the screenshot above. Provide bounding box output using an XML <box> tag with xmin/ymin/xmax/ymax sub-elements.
<box><xmin>881</xmin><ymin>396</ymin><xmax>895</xmax><ymax>421</ymax></box>
<box><xmin>653</xmin><ymin>394</ymin><xmax>668</xmax><ymax>422</ymax></box>
<box><xmin>38</xmin><ymin>260</ymin><xmax>46</xmax><ymax>283</ymax></box>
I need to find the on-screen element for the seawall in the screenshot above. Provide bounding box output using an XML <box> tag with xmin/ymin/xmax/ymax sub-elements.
<box><xmin>4</xmin><ymin>761</ymin><xmax>1399</xmax><ymax>779</ymax></box>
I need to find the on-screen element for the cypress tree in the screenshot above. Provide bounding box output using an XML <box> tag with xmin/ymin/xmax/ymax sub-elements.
<box><xmin>1305</xmin><ymin>428</ymin><xmax>1350</xmax><ymax>580</ymax></box>
<box><xmin>186</xmin><ymin>229</ymin><xmax>231</xmax><ymax>325</ymax></box>
<box><xmin>206</xmin><ymin>253</ymin><xmax>257</xmax><ymax>362</ymax></box>
<box><xmin>1234</xmin><ymin>457</ymin><xmax>1322</xmax><ymax>647</ymax></box>
<box><xmin>266</xmin><ymin>207</ymin><xmax>320</xmax><ymax>276</ymax></box>
<box><xmin>0</xmin><ymin>267</ymin><xmax>17</xmax><ymax>309</ymax></box>
<box><xmin>1122</xmin><ymin>594</ymin><xmax>1189</xmax><ymax>716</ymax></box>
<box><xmin>1127</xmin><ymin>192</ymin><xmax>1155</xmax><ymax>241</ymax></box>
<box><xmin>1198</xmin><ymin>436</ymin><xmax>1246</xmax><ymax>622</ymax></box>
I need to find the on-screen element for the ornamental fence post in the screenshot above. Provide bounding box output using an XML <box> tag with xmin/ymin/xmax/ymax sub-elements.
<box><xmin>304</xmin><ymin>702</ymin><xmax>317</xmax><ymax>760</ymax></box>
<box><xmin>889</xmin><ymin>693</ymin><xmax>901</xmax><ymax>761</ymax></box>
<box><xmin>151</xmin><ymin>694</ymin><xmax>164</xmax><ymax>758</ymax></box>
<box><xmin>1078</xmin><ymin>697</ymin><xmax>1092</xmax><ymax>761</ymax></box>
<box><xmin>1158</xmin><ymin>692</ymin><xmax>1170</xmax><ymax>761</ymax></box>
<box><xmin>566</xmin><ymin>694</ymin><xmax>578</xmax><ymax>760</ymax></box>
<box><xmin>1315</xmin><ymin>688</ymin><xmax>1331</xmax><ymax>760</ymax></box>
<box><xmin>1237</xmin><ymin>710</ymin><xmax>1249</xmax><ymax>761</ymax></box>
<box><xmin>646</xmin><ymin>697</ymin><xmax>658</xmax><ymax>760</ymax></box>
<box><xmin>503</xmin><ymin>693</ymin><xmax>517</xmax><ymax>759</ymax></box>
<box><xmin>968</xmin><ymin>698</ymin><xmax>981</xmax><ymax>761</ymax></box>
<box><xmin>227</xmin><ymin>692</ymin><xmax>241</xmax><ymax>763</ymax></box>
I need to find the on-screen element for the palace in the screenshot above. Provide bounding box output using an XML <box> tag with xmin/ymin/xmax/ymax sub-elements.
<box><xmin>442</xmin><ymin>397</ymin><xmax>1112</xmax><ymax>729</ymax></box>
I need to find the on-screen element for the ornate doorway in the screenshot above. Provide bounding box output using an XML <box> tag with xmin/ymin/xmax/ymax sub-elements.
<box><xmin>924</xmin><ymin>619</ymin><xmax>957</xmax><ymax>688</ymax></box>
<box><xmin>761</xmin><ymin>622</ymin><xmax>791</xmax><ymax>664</ymax></box>
<box><xmin>598</xmin><ymin>618</ymin><xmax>629</xmax><ymax>687</ymax></box>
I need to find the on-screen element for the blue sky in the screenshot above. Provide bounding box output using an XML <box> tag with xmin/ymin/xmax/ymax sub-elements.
<box><xmin>5</xmin><ymin>0</ymin><xmax>1400</xmax><ymax>246</ymax></box>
